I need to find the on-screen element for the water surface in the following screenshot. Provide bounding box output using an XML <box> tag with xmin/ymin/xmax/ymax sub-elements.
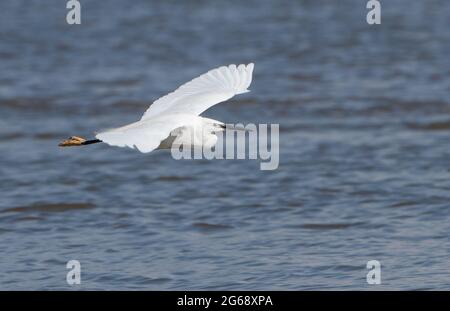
<box><xmin>0</xmin><ymin>0</ymin><xmax>450</xmax><ymax>290</ymax></box>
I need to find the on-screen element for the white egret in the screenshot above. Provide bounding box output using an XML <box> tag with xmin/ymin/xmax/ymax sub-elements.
<box><xmin>59</xmin><ymin>63</ymin><xmax>255</xmax><ymax>153</ymax></box>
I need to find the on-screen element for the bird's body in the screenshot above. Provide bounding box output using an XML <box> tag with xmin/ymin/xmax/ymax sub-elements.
<box><xmin>60</xmin><ymin>63</ymin><xmax>254</xmax><ymax>152</ymax></box>
<box><xmin>100</xmin><ymin>113</ymin><xmax>225</xmax><ymax>152</ymax></box>
<box><xmin>157</xmin><ymin>116</ymin><xmax>225</xmax><ymax>150</ymax></box>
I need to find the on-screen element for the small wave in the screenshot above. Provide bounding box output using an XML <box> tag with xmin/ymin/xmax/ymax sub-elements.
<box><xmin>14</xmin><ymin>216</ymin><xmax>45</xmax><ymax>222</ymax></box>
<box><xmin>0</xmin><ymin>98</ymin><xmax>55</xmax><ymax>110</ymax></box>
<box><xmin>33</xmin><ymin>132</ymin><xmax>65</xmax><ymax>140</ymax></box>
<box><xmin>389</xmin><ymin>201</ymin><xmax>418</xmax><ymax>208</ymax></box>
<box><xmin>80</xmin><ymin>78</ymin><xmax>142</xmax><ymax>87</ymax></box>
<box><xmin>95</xmin><ymin>274</ymin><xmax>172</xmax><ymax>285</ymax></box>
<box><xmin>0</xmin><ymin>51</ymin><xmax>16</xmax><ymax>60</ymax></box>
<box><xmin>192</xmin><ymin>222</ymin><xmax>233</xmax><ymax>230</ymax></box>
<box><xmin>0</xmin><ymin>132</ymin><xmax>25</xmax><ymax>141</ymax></box>
<box><xmin>298</xmin><ymin>222</ymin><xmax>364</xmax><ymax>230</ymax></box>
<box><xmin>2</xmin><ymin>203</ymin><xmax>96</xmax><ymax>214</ymax></box>
<box><xmin>0</xmin><ymin>228</ymin><xmax>12</xmax><ymax>234</ymax></box>
<box><xmin>333</xmin><ymin>264</ymin><xmax>364</xmax><ymax>272</ymax></box>
<box><xmin>406</xmin><ymin>121</ymin><xmax>450</xmax><ymax>131</ymax></box>
<box><xmin>289</xmin><ymin>73</ymin><xmax>322</xmax><ymax>82</ymax></box>
<box><xmin>157</xmin><ymin>175</ymin><xmax>196</xmax><ymax>182</ymax></box>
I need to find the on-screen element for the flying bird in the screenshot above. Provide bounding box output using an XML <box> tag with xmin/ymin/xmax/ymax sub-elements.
<box><xmin>59</xmin><ymin>63</ymin><xmax>254</xmax><ymax>153</ymax></box>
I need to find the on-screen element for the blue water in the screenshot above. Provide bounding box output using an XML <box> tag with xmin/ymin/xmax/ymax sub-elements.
<box><xmin>0</xmin><ymin>0</ymin><xmax>450</xmax><ymax>290</ymax></box>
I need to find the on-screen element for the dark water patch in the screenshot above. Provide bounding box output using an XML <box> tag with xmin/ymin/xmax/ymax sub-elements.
<box><xmin>289</xmin><ymin>73</ymin><xmax>322</xmax><ymax>82</ymax></box>
<box><xmin>333</xmin><ymin>264</ymin><xmax>365</xmax><ymax>272</ymax></box>
<box><xmin>411</xmin><ymin>287</ymin><xmax>436</xmax><ymax>291</ymax></box>
<box><xmin>0</xmin><ymin>228</ymin><xmax>12</xmax><ymax>234</ymax></box>
<box><xmin>297</xmin><ymin>222</ymin><xmax>365</xmax><ymax>230</ymax></box>
<box><xmin>286</xmin><ymin>201</ymin><xmax>303</xmax><ymax>208</ymax></box>
<box><xmin>318</xmin><ymin>187</ymin><xmax>341</xmax><ymax>194</ymax></box>
<box><xmin>406</xmin><ymin>121</ymin><xmax>450</xmax><ymax>131</ymax></box>
<box><xmin>157</xmin><ymin>175</ymin><xmax>196</xmax><ymax>182</ymax></box>
<box><xmin>81</xmin><ymin>78</ymin><xmax>142</xmax><ymax>87</ymax></box>
<box><xmin>0</xmin><ymin>51</ymin><xmax>16</xmax><ymax>59</ymax></box>
<box><xmin>139</xmin><ymin>277</ymin><xmax>172</xmax><ymax>285</ymax></box>
<box><xmin>33</xmin><ymin>132</ymin><xmax>64</xmax><ymax>140</ymax></box>
<box><xmin>392</xmin><ymin>100</ymin><xmax>450</xmax><ymax>113</ymax></box>
<box><xmin>43</xmin><ymin>258</ymin><xmax>67</xmax><ymax>265</ymax></box>
<box><xmin>216</xmin><ymin>191</ymin><xmax>230</xmax><ymax>198</ymax></box>
<box><xmin>0</xmin><ymin>98</ymin><xmax>56</xmax><ymax>111</ymax></box>
<box><xmin>60</xmin><ymin>178</ymin><xmax>79</xmax><ymax>186</ymax></box>
<box><xmin>352</xmin><ymin>97</ymin><xmax>450</xmax><ymax>114</ymax></box>
<box><xmin>389</xmin><ymin>201</ymin><xmax>418</xmax><ymax>208</ymax></box>
<box><xmin>350</xmin><ymin>190</ymin><xmax>385</xmax><ymax>197</ymax></box>
<box><xmin>14</xmin><ymin>216</ymin><xmax>45</xmax><ymax>222</ymax></box>
<box><xmin>114</xmin><ymin>212</ymin><xmax>130</xmax><ymax>219</ymax></box>
<box><xmin>245</xmin><ymin>203</ymin><xmax>263</xmax><ymax>208</ymax></box>
<box><xmin>0</xmin><ymin>132</ymin><xmax>25</xmax><ymax>141</ymax></box>
<box><xmin>200</xmin><ymin>282</ymin><xmax>245</xmax><ymax>290</ymax></box>
<box><xmin>0</xmin><ymin>77</ymin><xmax>14</xmax><ymax>84</ymax></box>
<box><xmin>192</xmin><ymin>222</ymin><xmax>233</xmax><ymax>230</ymax></box>
<box><xmin>66</xmin><ymin>243</ymin><xmax>87</xmax><ymax>248</ymax></box>
<box><xmin>269</xmin><ymin>97</ymin><xmax>332</xmax><ymax>107</ymax></box>
<box><xmin>112</xmin><ymin>223</ymin><xmax>131</xmax><ymax>229</ymax></box>
<box><xmin>270</xmin><ymin>206</ymin><xmax>295</xmax><ymax>213</ymax></box>
<box><xmin>2</xmin><ymin>203</ymin><xmax>96</xmax><ymax>214</ymax></box>
<box><xmin>280</xmin><ymin>124</ymin><xmax>314</xmax><ymax>133</ymax></box>
<box><xmin>157</xmin><ymin>211</ymin><xmax>183</xmax><ymax>222</ymax></box>
<box><xmin>96</xmin><ymin>274</ymin><xmax>172</xmax><ymax>285</ymax></box>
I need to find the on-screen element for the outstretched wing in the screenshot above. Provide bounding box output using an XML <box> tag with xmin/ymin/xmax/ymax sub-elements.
<box><xmin>141</xmin><ymin>63</ymin><xmax>254</xmax><ymax>120</ymax></box>
<box><xmin>96</xmin><ymin>114</ymin><xmax>196</xmax><ymax>153</ymax></box>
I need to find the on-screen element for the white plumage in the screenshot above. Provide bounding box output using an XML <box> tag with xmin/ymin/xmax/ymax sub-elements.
<box><xmin>96</xmin><ymin>63</ymin><xmax>254</xmax><ymax>153</ymax></box>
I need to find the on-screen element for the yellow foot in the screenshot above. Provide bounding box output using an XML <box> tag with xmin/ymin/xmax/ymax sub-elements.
<box><xmin>59</xmin><ymin>136</ymin><xmax>87</xmax><ymax>147</ymax></box>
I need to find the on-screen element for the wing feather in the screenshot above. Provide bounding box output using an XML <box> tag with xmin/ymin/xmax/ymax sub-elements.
<box><xmin>141</xmin><ymin>63</ymin><xmax>254</xmax><ymax>120</ymax></box>
<box><xmin>96</xmin><ymin>114</ymin><xmax>197</xmax><ymax>153</ymax></box>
